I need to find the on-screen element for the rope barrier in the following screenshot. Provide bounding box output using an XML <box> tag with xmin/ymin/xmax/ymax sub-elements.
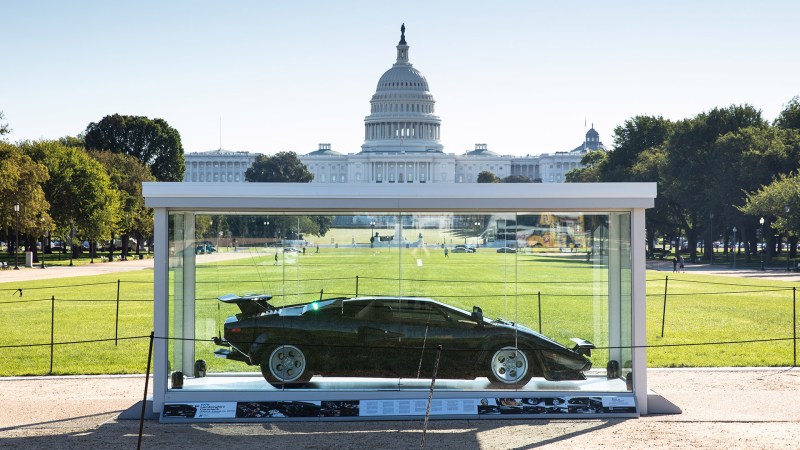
<box><xmin>2</xmin><ymin>334</ymin><xmax>793</xmax><ymax>352</ymax></box>
<box><xmin>645</xmin><ymin>288</ymin><xmax>792</xmax><ymax>297</ymax></box>
<box><xmin>0</xmin><ymin>335</ymin><xmax>150</xmax><ymax>349</ymax></box>
<box><xmin>0</xmin><ymin>281</ymin><xmax>118</xmax><ymax>292</ymax></box>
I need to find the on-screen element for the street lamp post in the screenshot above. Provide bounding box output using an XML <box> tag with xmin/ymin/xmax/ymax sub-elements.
<box><xmin>39</xmin><ymin>215</ymin><xmax>46</xmax><ymax>269</ymax></box>
<box><xmin>732</xmin><ymin>226</ymin><xmax>737</xmax><ymax>269</ymax></box>
<box><xmin>69</xmin><ymin>223</ymin><xmax>74</xmax><ymax>267</ymax></box>
<box><xmin>13</xmin><ymin>203</ymin><xmax>20</xmax><ymax>270</ymax></box>
<box><xmin>370</xmin><ymin>221</ymin><xmax>375</xmax><ymax>248</ymax></box>
<box><xmin>760</xmin><ymin>217</ymin><xmax>765</xmax><ymax>271</ymax></box>
<box><xmin>40</xmin><ymin>234</ymin><xmax>46</xmax><ymax>269</ymax></box>
<box><xmin>786</xmin><ymin>206</ymin><xmax>792</xmax><ymax>271</ymax></box>
<box><xmin>709</xmin><ymin>213</ymin><xmax>714</xmax><ymax>265</ymax></box>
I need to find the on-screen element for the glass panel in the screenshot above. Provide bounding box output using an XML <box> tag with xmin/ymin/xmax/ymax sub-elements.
<box><xmin>167</xmin><ymin>211</ymin><xmax>633</xmax><ymax>393</ymax></box>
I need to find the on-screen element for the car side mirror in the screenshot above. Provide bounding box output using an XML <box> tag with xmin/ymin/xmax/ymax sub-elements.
<box><xmin>472</xmin><ymin>306</ymin><xmax>483</xmax><ymax>324</ymax></box>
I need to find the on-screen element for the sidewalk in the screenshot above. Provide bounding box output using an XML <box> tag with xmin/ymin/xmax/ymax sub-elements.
<box><xmin>0</xmin><ymin>257</ymin><xmax>154</xmax><ymax>284</ymax></box>
<box><xmin>647</xmin><ymin>259</ymin><xmax>800</xmax><ymax>282</ymax></box>
<box><xmin>0</xmin><ymin>250</ymin><xmax>261</xmax><ymax>284</ymax></box>
<box><xmin>0</xmin><ymin>369</ymin><xmax>798</xmax><ymax>449</ymax></box>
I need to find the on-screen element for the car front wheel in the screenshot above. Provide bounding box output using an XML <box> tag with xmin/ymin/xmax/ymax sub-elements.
<box><xmin>261</xmin><ymin>344</ymin><xmax>311</xmax><ymax>388</ymax></box>
<box><xmin>488</xmin><ymin>347</ymin><xmax>532</xmax><ymax>387</ymax></box>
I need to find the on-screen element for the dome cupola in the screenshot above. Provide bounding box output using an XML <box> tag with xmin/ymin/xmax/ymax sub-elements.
<box><xmin>361</xmin><ymin>24</ymin><xmax>443</xmax><ymax>154</ymax></box>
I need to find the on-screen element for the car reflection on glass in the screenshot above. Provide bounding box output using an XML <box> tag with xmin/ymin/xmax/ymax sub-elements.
<box><xmin>214</xmin><ymin>295</ymin><xmax>595</xmax><ymax>389</ymax></box>
<box><xmin>496</xmin><ymin>247</ymin><xmax>517</xmax><ymax>253</ymax></box>
<box><xmin>453</xmin><ymin>245</ymin><xmax>476</xmax><ymax>253</ymax></box>
<box><xmin>195</xmin><ymin>243</ymin><xmax>217</xmax><ymax>254</ymax></box>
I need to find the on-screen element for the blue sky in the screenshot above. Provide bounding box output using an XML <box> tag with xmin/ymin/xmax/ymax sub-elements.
<box><xmin>3</xmin><ymin>1</ymin><xmax>799</xmax><ymax>156</ymax></box>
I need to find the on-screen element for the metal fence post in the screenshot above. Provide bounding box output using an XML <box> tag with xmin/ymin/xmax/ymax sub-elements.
<box><xmin>115</xmin><ymin>279</ymin><xmax>121</xmax><ymax>346</ymax></box>
<box><xmin>355</xmin><ymin>275</ymin><xmax>359</xmax><ymax>298</ymax></box>
<box><xmin>661</xmin><ymin>276</ymin><xmax>669</xmax><ymax>338</ymax></box>
<box><xmin>537</xmin><ymin>291</ymin><xmax>542</xmax><ymax>333</ymax></box>
<box><xmin>49</xmin><ymin>295</ymin><xmax>55</xmax><ymax>375</ymax></box>
<box><xmin>794</xmin><ymin>287</ymin><xmax>797</xmax><ymax>367</ymax></box>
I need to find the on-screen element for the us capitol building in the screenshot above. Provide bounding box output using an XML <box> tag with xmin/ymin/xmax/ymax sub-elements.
<box><xmin>184</xmin><ymin>25</ymin><xmax>606</xmax><ymax>184</ymax></box>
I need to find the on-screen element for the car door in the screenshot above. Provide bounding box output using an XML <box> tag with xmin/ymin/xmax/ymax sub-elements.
<box><xmin>392</xmin><ymin>300</ymin><xmax>483</xmax><ymax>380</ymax></box>
<box><xmin>349</xmin><ymin>300</ymin><xmax>405</xmax><ymax>378</ymax></box>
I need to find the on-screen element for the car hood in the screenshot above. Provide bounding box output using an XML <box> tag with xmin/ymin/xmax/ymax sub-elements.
<box><xmin>487</xmin><ymin>318</ymin><xmax>567</xmax><ymax>349</ymax></box>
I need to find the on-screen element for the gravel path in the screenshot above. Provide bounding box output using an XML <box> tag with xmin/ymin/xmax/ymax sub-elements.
<box><xmin>0</xmin><ymin>369</ymin><xmax>798</xmax><ymax>449</ymax></box>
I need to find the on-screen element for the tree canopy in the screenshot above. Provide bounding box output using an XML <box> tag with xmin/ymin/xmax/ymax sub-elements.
<box><xmin>477</xmin><ymin>171</ymin><xmax>500</xmax><ymax>183</ymax></box>
<box><xmin>21</xmin><ymin>140</ymin><xmax>121</xmax><ymax>246</ymax></box>
<box><xmin>740</xmin><ymin>173</ymin><xmax>800</xmax><ymax>237</ymax></box>
<box><xmin>0</xmin><ymin>111</ymin><xmax>10</xmax><ymax>138</ymax></box>
<box><xmin>774</xmin><ymin>96</ymin><xmax>800</xmax><ymax>130</ymax></box>
<box><xmin>91</xmin><ymin>151</ymin><xmax>155</xmax><ymax>252</ymax></box>
<box><xmin>84</xmin><ymin>114</ymin><xmax>185</xmax><ymax>182</ymax></box>
<box><xmin>565</xmin><ymin>100</ymin><xmax>800</xmax><ymax>262</ymax></box>
<box><xmin>0</xmin><ymin>142</ymin><xmax>51</xmax><ymax>233</ymax></box>
<box><xmin>245</xmin><ymin>152</ymin><xmax>313</xmax><ymax>182</ymax></box>
<box><xmin>501</xmin><ymin>175</ymin><xmax>533</xmax><ymax>183</ymax></box>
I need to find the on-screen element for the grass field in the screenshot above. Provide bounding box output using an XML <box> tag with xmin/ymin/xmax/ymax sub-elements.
<box><xmin>1</xmin><ymin>247</ymin><xmax>797</xmax><ymax>376</ymax></box>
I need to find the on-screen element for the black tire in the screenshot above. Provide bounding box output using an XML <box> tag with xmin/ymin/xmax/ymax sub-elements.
<box><xmin>260</xmin><ymin>344</ymin><xmax>311</xmax><ymax>389</ymax></box>
<box><xmin>487</xmin><ymin>346</ymin><xmax>533</xmax><ymax>388</ymax></box>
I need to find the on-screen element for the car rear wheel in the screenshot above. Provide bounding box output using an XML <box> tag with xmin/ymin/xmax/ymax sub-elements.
<box><xmin>488</xmin><ymin>347</ymin><xmax>532</xmax><ymax>387</ymax></box>
<box><xmin>261</xmin><ymin>344</ymin><xmax>311</xmax><ymax>388</ymax></box>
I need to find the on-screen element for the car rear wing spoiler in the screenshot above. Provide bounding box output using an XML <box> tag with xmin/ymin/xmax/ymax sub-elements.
<box><xmin>218</xmin><ymin>294</ymin><xmax>274</xmax><ymax>318</ymax></box>
<box><xmin>570</xmin><ymin>338</ymin><xmax>595</xmax><ymax>357</ymax></box>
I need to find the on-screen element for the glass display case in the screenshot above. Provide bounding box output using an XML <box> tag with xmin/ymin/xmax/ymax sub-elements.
<box><xmin>145</xmin><ymin>183</ymin><xmax>654</xmax><ymax>421</ymax></box>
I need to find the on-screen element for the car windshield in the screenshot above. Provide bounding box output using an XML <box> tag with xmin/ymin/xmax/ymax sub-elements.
<box><xmin>300</xmin><ymin>299</ymin><xmax>338</xmax><ymax>314</ymax></box>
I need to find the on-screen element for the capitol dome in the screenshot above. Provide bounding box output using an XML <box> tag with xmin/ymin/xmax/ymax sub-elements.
<box><xmin>376</xmin><ymin>66</ymin><xmax>429</xmax><ymax>92</ymax></box>
<box><xmin>361</xmin><ymin>24</ymin><xmax>443</xmax><ymax>154</ymax></box>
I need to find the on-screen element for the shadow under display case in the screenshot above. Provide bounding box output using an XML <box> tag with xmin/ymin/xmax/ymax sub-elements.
<box><xmin>145</xmin><ymin>183</ymin><xmax>654</xmax><ymax>421</ymax></box>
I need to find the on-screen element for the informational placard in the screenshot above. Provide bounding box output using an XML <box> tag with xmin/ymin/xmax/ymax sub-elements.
<box><xmin>360</xmin><ymin>399</ymin><xmax>479</xmax><ymax>416</ymax></box>
<box><xmin>161</xmin><ymin>395</ymin><xmax>636</xmax><ymax>421</ymax></box>
<box><xmin>163</xmin><ymin>402</ymin><xmax>237</xmax><ymax>419</ymax></box>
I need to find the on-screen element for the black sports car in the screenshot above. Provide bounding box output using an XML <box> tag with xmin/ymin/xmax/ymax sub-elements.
<box><xmin>213</xmin><ymin>294</ymin><xmax>594</xmax><ymax>389</ymax></box>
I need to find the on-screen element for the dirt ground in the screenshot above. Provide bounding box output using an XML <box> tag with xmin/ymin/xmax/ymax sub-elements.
<box><xmin>0</xmin><ymin>368</ymin><xmax>798</xmax><ymax>449</ymax></box>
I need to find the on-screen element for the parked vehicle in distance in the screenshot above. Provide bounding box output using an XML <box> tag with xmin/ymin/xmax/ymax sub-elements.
<box><xmin>496</xmin><ymin>247</ymin><xmax>517</xmax><ymax>253</ymax></box>
<box><xmin>283</xmin><ymin>247</ymin><xmax>300</xmax><ymax>253</ymax></box>
<box><xmin>214</xmin><ymin>295</ymin><xmax>595</xmax><ymax>389</ymax></box>
<box><xmin>196</xmin><ymin>243</ymin><xmax>217</xmax><ymax>254</ymax></box>
<box><xmin>453</xmin><ymin>245</ymin><xmax>476</xmax><ymax>253</ymax></box>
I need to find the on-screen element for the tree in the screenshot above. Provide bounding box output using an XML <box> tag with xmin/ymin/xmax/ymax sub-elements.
<box><xmin>740</xmin><ymin>173</ymin><xmax>800</xmax><ymax>238</ymax></box>
<box><xmin>91</xmin><ymin>151</ymin><xmax>156</xmax><ymax>257</ymax></box>
<box><xmin>242</xmin><ymin>153</ymin><xmax>326</xmax><ymax>240</ymax></box>
<box><xmin>565</xmin><ymin>150</ymin><xmax>607</xmax><ymax>182</ymax></box>
<box><xmin>731</xmin><ymin>128</ymin><xmax>800</xmax><ymax>258</ymax></box>
<box><xmin>660</xmin><ymin>104</ymin><xmax>768</xmax><ymax>261</ymax></box>
<box><xmin>501</xmin><ymin>175</ymin><xmax>533</xmax><ymax>183</ymax></box>
<box><xmin>774</xmin><ymin>96</ymin><xmax>800</xmax><ymax>130</ymax></box>
<box><xmin>0</xmin><ymin>111</ymin><xmax>10</xmax><ymax>138</ymax></box>
<box><xmin>245</xmin><ymin>152</ymin><xmax>313</xmax><ymax>182</ymax></box>
<box><xmin>59</xmin><ymin>134</ymin><xmax>85</xmax><ymax>148</ymax></box>
<box><xmin>84</xmin><ymin>114</ymin><xmax>185</xmax><ymax>181</ymax></box>
<box><xmin>477</xmin><ymin>171</ymin><xmax>500</xmax><ymax>183</ymax></box>
<box><xmin>21</xmin><ymin>140</ymin><xmax>121</xmax><ymax>258</ymax></box>
<box><xmin>0</xmin><ymin>142</ymin><xmax>51</xmax><ymax>240</ymax></box>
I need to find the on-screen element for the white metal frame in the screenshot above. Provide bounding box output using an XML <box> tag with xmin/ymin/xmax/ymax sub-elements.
<box><xmin>144</xmin><ymin>182</ymin><xmax>656</xmax><ymax>415</ymax></box>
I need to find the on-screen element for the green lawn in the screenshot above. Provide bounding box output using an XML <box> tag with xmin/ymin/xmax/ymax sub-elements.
<box><xmin>1</xmin><ymin>248</ymin><xmax>797</xmax><ymax>376</ymax></box>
